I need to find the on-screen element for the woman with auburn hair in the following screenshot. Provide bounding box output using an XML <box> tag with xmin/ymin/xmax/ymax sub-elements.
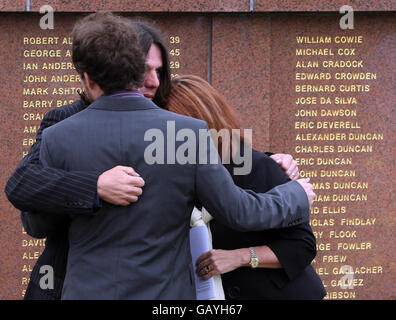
<box><xmin>168</xmin><ymin>75</ymin><xmax>326</xmax><ymax>300</ymax></box>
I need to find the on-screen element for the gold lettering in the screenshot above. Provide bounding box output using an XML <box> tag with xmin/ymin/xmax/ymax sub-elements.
<box><xmin>348</xmin><ymin>133</ymin><xmax>384</xmax><ymax>141</ymax></box>
<box><xmin>337</xmin><ymin>242</ymin><xmax>372</xmax><ymax>250</ymax></box>
<box><xmin>296</xmin><ymin>36</ymin><xmax>332</xmax><ymax>44</ymax></box>
<box><xmin>23</xmin><ymin>100</ymin><xmax>53</xmax><ymax>108</ymax></box>
<box><xmin>329</xmin><ymin>230</ymin><xmax>357</xmax><ymax>238</ymax></box>
<box><xmin>23</xmin><ymin>88</ymin><xmax>48</xmax><ymax>95</ymax></box>
<box><xmin>332</xmin><ymin>193</ymin><xmax>368</xmax><ymax>201</ymax></box>
<box><xmin>62</xmin><ymin>37</ymin><xmax>72</xmax><ymax>45</ymax></box>
<box><xmin>335</xmin><ymin>72</ymin><xmax>376</xmax><ymax>80</ymax></box>
<box><xmin>52</xmin><ymin>87</ymin><xmax>81</xmax><ymax>95</ymax></box>
<box><xmin>316</xmin><ymin>157</ymin><xmax>353</xmax><ymax>165</ymax></box>
<box><xmin>22</xmin><ymin>239</ymin><xmax>46</xmax><ymax>247</ymax></box>
<box><xmin>296</xmin><ymin>133</ymin><xmax>347</xmax><ymax>141</ymax></box>
<box><xmin>50</xmin><ymin>74</ymin><xmax>80</xmax><ymax>82</ymax></box>
<box><xmin>322</xmin><ymin>206</ymin><xmax>346</xmax><ymax>214</ymax></box>
<box><xmin>296</xmin><ymin>157</ymin><xmax>315</xmax><ymax>165</ymax></box>
<box><xmin>296</xmin><ymin>60</ymin><xmax>319</xmax><ymax>68</ymax></box>
<box><xmin>23</xmin><ymin>63</ymin><xmax>38</xmax><ymax>70</ymax></box>
<box><xmin>320</xmin><ymin>109</ymin><xmax>357</xmax><ymax>117</ymax></box>
<box><xmin>42</xmin><ymin>62</ymin><xmax>74</xmax><ymax>70</ymax></box>
<box><xmin>310</xmin><ymin>218</ymin><xmax>335</xmax><ymax>227</ymax></box>
<box><xmin>296</xmin><ymin>84</ymin><xmax>336</xmax><ymax>92</ymax></box>
<box><xmin>22</xmin><ymin>251</ymin><xmax>40</xmax><ymax>260</ymax></box>
<box><xmin>316</xmin><ymin>121</ymin><xmax>360</xmax><ymax>129</ymax></box>
<box><xmin>23</xmin><ymin>37</ymin><xmax>59</xmax><ymax>45</ymax></box>
<box><xmin>340</xmin><ymin>218</ymin><xmax>376</xmax><ymax>226</ymax></box>
<box><xmin>337</xmin><ymin>48</ymin><xmax>356</xmax><ymax>55</ymax></box>
<box><xmin>325</xmin><ymin>291</ymin><xmax>356</xmax><ymax>299</ymax></box>
<box><xmin>23</xmin><ymin>113</ymin><xmax>45</xmax><ymax>121</ymax></box>
<box><xmin>333</xmin><ymin>181</ymin><xmax>369</xmax><ymax>189</ymax></box>
<box><xmin>323</xmin><ymin>255</ymin><xmax>347</xmax><ymax>263</ymax></box>
<box><xmin>334</xmin><ymin>35</ymin><xmax>363</xmax><ymax>43</ymax></box>
<box><xmin>22</xmin><ymin>138</ymin><xmax>35</xmax><ymax>146</ymax></box>
<box><xmin>23</xmin><ymin>49</ymin><xmax>61</xmax><ymax>58</ymax></box>
<box><xmin>296</xmin><ymin>48</ymin><xmax>334</xmax><ymax>56</ymax></box>
<box><xmin>296</xmin><ymin>72</ymin><xmax>331</xmax><ymax>80</ymax></box>
<box><xmin>295</xmin><ymin>109</ymin><xmax>318</xmax><ymax>117</ymax></box>
<box><xmin>320</xmin><ymin>169</ymin><xmax>355</xmax><ymax>177</ymax></box>
<box><xmin>337</xmin><ymin>145</ymin><xmax>373</xmax><ymax>153</ymax></box>
<box><xmin>339</xmin><ymin>84</ymin><xmax>370</xmax><ymax>92</ymax></box>
<box><xmin>295</xmin><ymin>145</ymin><xmax>335</xmax><ymax>153</ymax></box>
<box><xmin>323</xmin><ymin>60</ymin><xmax>363</xmax><ymax>68</ymax></box>
<box><xmin>317</xmin><ymin>243</ymin><xmax>331</xmax><ymax>251</ymax></box>
<box><xmin>23</xmin><ymin>126</ymin><xmax>38</xmax><ymax>134</ymax></box>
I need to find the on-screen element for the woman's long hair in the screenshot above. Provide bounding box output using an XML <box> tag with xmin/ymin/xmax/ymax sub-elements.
<box><xmin>167</xmin><ymin>75</ymin><xmax>249</xmax><ymax>161</ymax></box>
<box><xmin>132</xmin><ymin>19</ymin><xmax>171</xmax><ymax>109</ymax></box>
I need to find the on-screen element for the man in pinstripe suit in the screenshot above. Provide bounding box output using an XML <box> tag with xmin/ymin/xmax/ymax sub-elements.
<box><xmin>5</xmin><ymin>16</ymin><xmax>302</xmax><ymax>299</ymax></box>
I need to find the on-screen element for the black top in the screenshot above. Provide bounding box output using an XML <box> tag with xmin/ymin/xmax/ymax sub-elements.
<box><xmin>211</xmin><ymin>149</ymin><xmax>326</xmax><ymax>300</ymax></box>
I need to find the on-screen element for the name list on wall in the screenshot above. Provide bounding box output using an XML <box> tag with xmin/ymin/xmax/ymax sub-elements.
<box><xmin>20</xmin><ymin>35</ymin><xmax>80</xmax><ymax>297</ymax></box>
<box><xmin>293</xmin><ymin>34</ymin><xmax>384</xmax><ymax>299</ymax></box>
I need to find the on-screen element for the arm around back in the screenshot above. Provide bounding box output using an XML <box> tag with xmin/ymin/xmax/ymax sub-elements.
<box><xmin>243</xmin><ymin>153</ymin><xmax>317</xmax><ymax>279</ymax></box>
<box><xmin>194</xmin><ymin>123</ymin><xmax>310</xmax><ymax>231</ymax></box>
<box><xmin>4</xmin><ymin>101</ymin><xmax>100</xmax><ymax>215</ymax></box>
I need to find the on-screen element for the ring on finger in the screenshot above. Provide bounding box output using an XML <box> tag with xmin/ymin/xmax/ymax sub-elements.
<box><xmin>202</xmin><ymin>266</ymin><xmax>210</xmax><ymax>275</ymax></box>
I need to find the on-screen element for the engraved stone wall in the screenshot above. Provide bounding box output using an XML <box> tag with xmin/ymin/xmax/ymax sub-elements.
<box><xmin>0</xmin><ymin>8</ymin><xmax>394</xmax><ymax>300</ymax></box>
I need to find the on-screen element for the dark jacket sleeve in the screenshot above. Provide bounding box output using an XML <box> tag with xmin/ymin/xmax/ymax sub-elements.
<box><xmin>4</xmin><ymin>100</ymin><xmax>100</xmax><ymax>215</ymax></box>
<box><xmin>195</xmin><ymin>122</ymin><xmax>309</xmax><ymax>231</ymax></box>
<box><xmin>246</xmin><ymin>153</ymin><xmax>316</xmax><ymax>281</ymax></box>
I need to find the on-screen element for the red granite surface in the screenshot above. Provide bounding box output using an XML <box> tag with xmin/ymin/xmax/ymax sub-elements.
<box><xmin>28</xmin><ymin>0</ymin><xmax>250</xmax><ymax>12</ymax></box>
<box><xmin>211</xmin><ymin>15</ymin><xmax>271</xmax><ymax>153</ymax></box>
<box><xmin>0</xmin><ymin>11</ymin><xmax>394</xmax><ymax>300</ymax></box>
<box><xmin>269</xmin><ymin>13</ymin><xmax>395</xmax><ymax>299</ymax></box>
<box><xmin>2</xmin><ymin>1</ymin><xmax>396</xmax><ymax>12</ymax></box>
<box><xmin>151</xmin><ymin>14</ymin><xmax>210</xmax><ymax>79</ymax></box>
<box><xmin>0</xmin><ymin>1</ymin><xmax>25</xmax><ymax>11</ymax></box>
<box><xmin>255</xmin><ymin>0</ymin><xmax>396</xmax><ymax>11</ymax></box>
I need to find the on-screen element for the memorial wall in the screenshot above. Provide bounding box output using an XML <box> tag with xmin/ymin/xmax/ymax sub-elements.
<box><xmin>0</xmin><ymin>2</ymin><xmax>394</xmax><ymax>300</ymax></box>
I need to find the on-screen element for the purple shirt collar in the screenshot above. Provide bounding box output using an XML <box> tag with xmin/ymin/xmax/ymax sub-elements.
<box><xmin>106</xmin><ymin>90</ymin><xmax>144</xmax><ymax>98</ymax></box>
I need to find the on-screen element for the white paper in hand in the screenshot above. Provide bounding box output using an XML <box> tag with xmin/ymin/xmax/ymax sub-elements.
<box><xmin>189</xmin><ymin>225</ymin><xmax>215</xmax><ymax>300</ymax></box>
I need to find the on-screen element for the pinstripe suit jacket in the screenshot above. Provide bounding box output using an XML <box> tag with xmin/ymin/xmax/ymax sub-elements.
<box><xmin>5</xmin><ymin>99</ymin><xmax>99</xmax><ymax>299</ymax></box>
<box><xmin>5</xmin><ymin>100</ymin><xmax>99</xmax><ymax>215</ymax></box>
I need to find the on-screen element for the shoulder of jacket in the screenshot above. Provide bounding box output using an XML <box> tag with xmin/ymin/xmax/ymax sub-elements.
<box><xmin>161</xmin><ymin>110</ymin><xmax>208</xmax><ymax>130</ymax></box>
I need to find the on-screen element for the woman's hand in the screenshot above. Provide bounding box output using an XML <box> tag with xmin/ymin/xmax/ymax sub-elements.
<box><xmin>196</xmin><ymin>249</ymin><xmax>248</xmax><ymax>280</ymax></box>
<box><xmin>270</xmin><ymin>153</ymin><xmax>299</xmax><ymax>179</ymax></box>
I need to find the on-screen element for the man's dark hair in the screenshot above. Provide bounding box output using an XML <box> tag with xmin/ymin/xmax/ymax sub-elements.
<box><xmin>72</xmin><ymin>12</ymin><xmax>146</xmax><ymax>94</ymax></box>
<box><xmin>132</xmin><ymin>19</ymin><xmax>171</xmax><ymax>109</ymax></box>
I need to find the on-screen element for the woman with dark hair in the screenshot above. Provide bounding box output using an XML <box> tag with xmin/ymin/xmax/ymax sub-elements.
<box><xmin>168</xmin><ymin>75</ymin><xmax>326</xmax><ymax>300</ymax></box>
<box><xmin>133</xmin><ymin>20</ymin><xmax>171</xmax><ymax>109</ymax></box>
